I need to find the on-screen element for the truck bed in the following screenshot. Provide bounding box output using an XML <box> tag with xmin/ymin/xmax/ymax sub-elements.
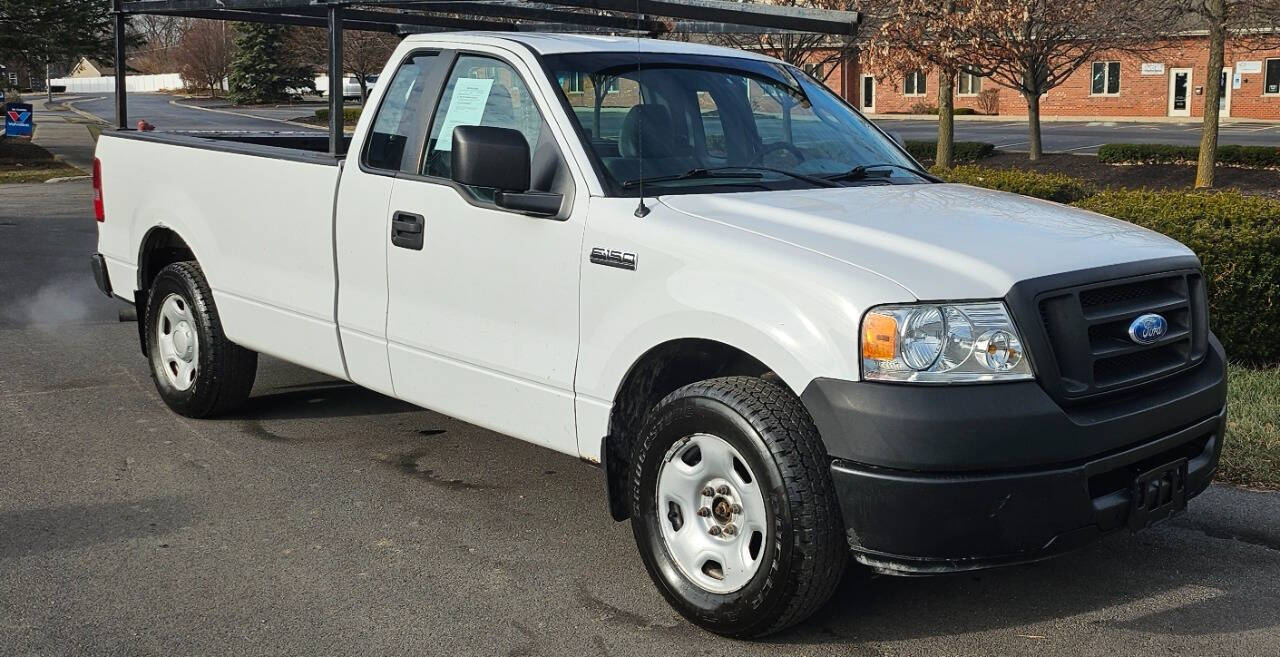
<box><xmin>95</xmin><ymin>130</ymin><xmax>349</xmax><ymax>379</ymax></box>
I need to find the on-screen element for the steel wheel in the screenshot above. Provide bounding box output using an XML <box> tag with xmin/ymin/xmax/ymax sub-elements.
<box><xmin>155</xmin><ymin>293</ymin><xmax>199</xmax><ymax>392</ymax></box>
<box><xmin>656</xmin><ymin>432</ymin><xmax>769</xmax><ymax>594</ymax></box>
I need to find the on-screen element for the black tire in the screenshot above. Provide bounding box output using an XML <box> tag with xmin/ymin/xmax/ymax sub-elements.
<box><xmin>144</xmin><ymin>261</ymin><xmax>257</xmax><ymax>418</ymax></box>
<box><xmin>629</xmin><ymin>376</ymin><xmax>846</xmax><ymax>637</ymax></box>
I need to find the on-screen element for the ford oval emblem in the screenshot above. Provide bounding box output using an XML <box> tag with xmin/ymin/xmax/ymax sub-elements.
<box><xmin>1128</xmin><ymin>314</ymin><xmax>1169</xmax><ymax>345</ymax></box>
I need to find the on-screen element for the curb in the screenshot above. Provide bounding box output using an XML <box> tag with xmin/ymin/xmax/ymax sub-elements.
<box><xmin>62</xmin><ymin>98</ymin><xmax>110</xmax><ymax>125</ymax></box>
<box><xmin>169</xmin><ymin>99</ymin><xmax>326</xmax><ymax>131</ymax></box>
<box><xmin>44</xmin><ymin>175</ymin><xmax>91</xmax><ymax>184</ymax></box>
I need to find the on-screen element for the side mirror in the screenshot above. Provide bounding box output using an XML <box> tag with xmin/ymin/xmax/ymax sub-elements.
<box><xmin>451</xmin><ymin>125</ymin><xmax>563</xmax><ymax>218</ymax></box>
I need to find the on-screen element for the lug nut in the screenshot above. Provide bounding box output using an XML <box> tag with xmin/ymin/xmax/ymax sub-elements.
<box><xmin>731</xmin><ymin>503</ymin><xmax>742</xmax><ymax>514</ymax></box>
<box><xmin>723</xmin><ymin>524</ymin><xmax>738</xmax><ymax>536</ymax></box>
<box><xmin>701</xmin><ymin>486</ymin><xmax>715</xmax><ymax>497</ymax></box>
<box><xmin>708</xmin><ymin>526</ymin><xmax>722</xmax><ymax>536</ymax></box>
<box><xmin>716</xmin><ymin>485</ymin><xmax>730</xmax><ymax>495</ymax></box>
<box><xmin>696</xmin><ymin>507</ymin><xmax>711</xmax><ymax>517</ymax></box>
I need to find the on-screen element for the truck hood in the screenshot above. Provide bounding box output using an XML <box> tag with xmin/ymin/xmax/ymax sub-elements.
<box><xmin>660</xmin><ymin>184</ymin><xmax>1194</xmax><ymax>300</ymax></box>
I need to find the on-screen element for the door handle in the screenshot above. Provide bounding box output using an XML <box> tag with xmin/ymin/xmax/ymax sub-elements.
<box><xmin>391</xmin><ymin>212</ymin><xmax>424</xmax><ymax>250</ymax></box>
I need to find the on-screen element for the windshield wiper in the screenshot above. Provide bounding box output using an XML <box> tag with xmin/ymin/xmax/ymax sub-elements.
<box><xmin>621</xmin><ymin>166</ymin><xmax>839</xmax><ymax>189</ymax></box>
<box><xmin>621</xmin><ymin>168</ymin><xmax>764</xmax><ymax>189</ymax></box>
<box><xmin>824</xmin><ymin>163</ymin><xmax>937</xmax><ymax>183</ymax></box>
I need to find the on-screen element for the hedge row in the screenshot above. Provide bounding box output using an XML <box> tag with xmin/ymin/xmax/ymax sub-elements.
<box><xmin>936</xmin><ymin>164</ymin><xmax>1280</xmax><ymax>363</ymax></box>
<box><xmin>932</xmin><ymin>165</ymin><xmax>1095</xmax><ymax>203</ymax></box>
<box><xmin>905</xmin><ymin>140</ymin><xmax>996</xmax><ymax>163</ymax></box>
<box><xmin>314</xmin><ymin>108</ymin><xmax>363</xmax><ymax>122</ymax></box>
<box><xmin>1074</xmin><ymin>190</ymin><xmax>1280</xmax><ymax>364</ymax></box>
<box><xmin>1097</xmin><ymin>143</ymin><xmax>1280</xmax><ymax>168</ymax></box>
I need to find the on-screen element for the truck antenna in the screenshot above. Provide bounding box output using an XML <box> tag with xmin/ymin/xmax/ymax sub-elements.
<box><xmin>633</xmin><ymin>0</ymin><xmax>650</xmax><ymax>218</ymax></box>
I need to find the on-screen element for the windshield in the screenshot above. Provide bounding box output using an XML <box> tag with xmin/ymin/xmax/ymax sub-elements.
<box><xmin>543</xmin><ymin>52</ymin><xmax>929</xmax><ymax>196</ymax></box>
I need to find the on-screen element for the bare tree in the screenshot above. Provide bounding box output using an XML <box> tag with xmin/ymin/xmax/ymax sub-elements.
<box><xmin>858</xmin><ymin>0</ymin><xmax>979</xmax><ymax>167</ymax></box>
<box><xmin>287</xmin><ymin>28</ymin><xmax>399</xmax><ymax>104</ymax></box>
<box><xmin>128</xmin><ymin>15</ymin><xmax>191</xmax><ymax>74</ymax></box>
<box><xmin>946</xmin><ymin>0</ymin><xmax>1153</xmax><ymax>160</ymax></box>
<box><xmin>174</xmin><ymin>20</ymin><xmax>234</xmax><ymax>97</ymax></box>
<box><xmin>713</xmin><ymin>0</ymin><xmax>861</xmax><ymax>84</ymax></box>
<box><xmin>1158</xmin><ymin>0</ymin><xmax>1279</xmax><ymax>187</ymax></box>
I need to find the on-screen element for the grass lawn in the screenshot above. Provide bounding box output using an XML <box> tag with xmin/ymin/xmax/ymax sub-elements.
<box><xmin>0</xmin><ymin>138</ymin><xmax>84</xmax><ymax>183</ymax></box>
<box><xmin>1222</xmin><ymin>365</ymin><xmax>1280</xmax><ymax>490</ymax></box>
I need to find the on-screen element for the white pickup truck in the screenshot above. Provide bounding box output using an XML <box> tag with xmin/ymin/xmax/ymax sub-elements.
<box><xmin>91</xmin><ymin>33</ymin><xmax>1227</xmax><ymax>637</ymax></box>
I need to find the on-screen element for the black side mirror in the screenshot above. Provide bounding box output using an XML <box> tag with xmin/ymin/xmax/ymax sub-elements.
<box><xmin>451</xmin><ymin>125</ymin><xmax>563</xmax><ymax>218</ymax></box>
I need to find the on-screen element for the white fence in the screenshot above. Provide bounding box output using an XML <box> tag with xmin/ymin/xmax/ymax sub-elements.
<box><xmin>50</xmin><ymin>73</ymin><xmax>186</xmax><ymax>94</ymax></box>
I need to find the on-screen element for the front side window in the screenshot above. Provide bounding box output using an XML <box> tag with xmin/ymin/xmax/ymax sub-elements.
<box><xmin>1092</xmin><ymin>61</ymin><xmax>1121</xmax><ymax>95</ymax></box>
<box><xmin>363</xmin><ymin>52</ymin><xmax>439</xmax><ymax>172</ymax></box>
<box><xmin>421</xmin><ymin>55</ymin><xmax>550</xmax><ymax>182</ymax></box>
<box><xmin>545</xmin><ymin>52</ymin><xmax>926</xmax><ymax>197</ymax></box>
<box><xmin>904</xmin><ymin>70</ymin><xmax>927</xmax><ymax>96</ymax></box>
<box><xmin>1265</xmin><ymin>58</ymin><xmax>1280</xmax><ymax>95</ymax></box>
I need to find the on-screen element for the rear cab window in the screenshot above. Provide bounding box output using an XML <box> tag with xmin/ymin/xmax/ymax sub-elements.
<box><xmin>363</xmin><ymin>52</ymin><xmax>439</xmax><ymax>173</ymax></box>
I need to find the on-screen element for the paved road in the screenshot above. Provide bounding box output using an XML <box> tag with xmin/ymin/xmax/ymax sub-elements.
<box><xmin>875</xmin><ymin>118</ymin><xmax>1280</xmax><ymax>154</ymax></box>
<box><xmin>2</xmin><ymin>181</ymin><xmax>1279</xmax><ymax>656</ymax></box>
<box><xmin>64</xmin><ymin>93</ymin><xmax>322</xmax><ymax>133</ymax></box>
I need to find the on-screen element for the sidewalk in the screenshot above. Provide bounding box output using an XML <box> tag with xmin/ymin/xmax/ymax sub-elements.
<box><xmin>31</xmin><ymin>100</ymin><xmax>100</xmax><ymax>173</ymax></box>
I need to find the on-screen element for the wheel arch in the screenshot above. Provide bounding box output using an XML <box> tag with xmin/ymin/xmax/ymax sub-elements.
<box><xmin>134</xmin><ymin>226</ymin><xmax>199</xmax><ymax>356</ymax></box>
<box><xmin>600</xmin><ymin>337</ymin><xmax>792</xmax><ymax>521</ymax></box>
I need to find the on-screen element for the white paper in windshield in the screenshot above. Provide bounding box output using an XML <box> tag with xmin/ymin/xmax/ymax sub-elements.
<box><xmin>434</xmin><ymin>77</ymin><xmax>495</xmax><ymax>151</ymax></box>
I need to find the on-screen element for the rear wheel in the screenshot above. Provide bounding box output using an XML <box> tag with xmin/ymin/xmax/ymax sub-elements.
<box><xmin>630</xmin><ymin>376</ymin><xmax>846</xmax><ymax>637</ymax></box>
<box><xmin>145</xmin><ymin>262</ymin><xmax>257</xmax><ymax>418</ymax></box>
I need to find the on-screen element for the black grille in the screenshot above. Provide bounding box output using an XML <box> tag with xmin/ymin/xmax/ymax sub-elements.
<box><xmin>1033</xmin><ymin>270</ymin><xmax>1208</xmax><ymax>400</ymax></box>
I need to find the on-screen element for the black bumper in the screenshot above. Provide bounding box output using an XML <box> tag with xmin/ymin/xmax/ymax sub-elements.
<box><xmin>90</xmin><ymin>253</ymin><xmax>113</xmax><ymax>298</ymax></box>
<box><xmin>801</xmin><ymin>336</ymin><xmax>1227</xmax><ymax>574</ymax></box>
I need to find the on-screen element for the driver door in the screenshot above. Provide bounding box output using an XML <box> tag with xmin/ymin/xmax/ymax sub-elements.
<box><xmin>385</xmin><ymin>51</ymin><xmax>585</xmax><ymax>455</ymax></box>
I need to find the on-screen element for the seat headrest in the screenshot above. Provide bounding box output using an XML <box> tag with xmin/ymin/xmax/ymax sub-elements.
<box><xmin>620</xmin><ymin>104</ymin><xmax>679</xmax><ymax>159</ymax></box>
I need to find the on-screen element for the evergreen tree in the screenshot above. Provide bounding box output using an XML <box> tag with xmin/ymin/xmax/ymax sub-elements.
<box><xmin>0</xmin><ymin>0</ymin><xmax>120</xmax><ymax>86</ymax></box>
<box><xmin>227</xmin><ymin>22</ymin><xmax>312</xmax><ymax>104</ymax></box>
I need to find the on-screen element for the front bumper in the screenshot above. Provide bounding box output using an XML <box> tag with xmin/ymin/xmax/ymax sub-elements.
<box><xmin>802</xmin><ymin>336</ymin><xmax>1227</xmax><ymax>574</ymax></box>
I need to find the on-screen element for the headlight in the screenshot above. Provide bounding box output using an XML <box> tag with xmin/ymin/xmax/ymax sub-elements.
<box><xmin>861</xmin><ymin>302</ymin><xmax>1034</xmax><ymax>383</ymax></box>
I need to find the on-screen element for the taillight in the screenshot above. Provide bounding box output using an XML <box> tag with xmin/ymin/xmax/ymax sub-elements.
<box><xmin>92</xmin><ymin>158</ymin><xmax>105</xmax><ymax>222</ymax></box>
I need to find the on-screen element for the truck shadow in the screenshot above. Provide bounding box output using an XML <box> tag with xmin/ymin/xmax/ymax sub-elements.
<box><xmin>0</xmin><ymin>497</ymin><xmax>192</xmax><ymax>559</ymax></box>
<box><xmin>235</xmin><ymin>382</ymin><xmax>418</xmax><ymax>421</ymax></box>
<box><xmin>775</xmin><ymin>526</ymin><xmax>1280</xmax><ymax>643</ymax></box>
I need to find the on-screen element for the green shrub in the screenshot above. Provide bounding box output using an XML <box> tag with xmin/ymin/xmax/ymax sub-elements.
<box><xmin>315</xmin><ymin>107</ymin><xmax>362</xmax><ymax>123</ymax></box>
<box><xmin>1097</xmin><ymin>143</ymin><xmax>1280</xmax><ymax>168</ymax></box>
<box><xmin>905</xmin><ymin>140</ymin><xmax>996</xmax><ymax>163</ymax></box>
<box><xmin>932</xmin><ymin>165</ymin><xmax>1095</xmax><ymax>203</ymax></box>
<box><xmin>1075</xmin><ymin>190</ymin><xmax>1280</xmax><ymax>364</ymax></box>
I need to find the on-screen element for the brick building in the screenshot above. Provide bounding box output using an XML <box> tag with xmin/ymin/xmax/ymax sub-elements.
<box><xmin>817</xmin><ymin>33</ymin><xmax>1280</xmax><ymax>121</ymax></box>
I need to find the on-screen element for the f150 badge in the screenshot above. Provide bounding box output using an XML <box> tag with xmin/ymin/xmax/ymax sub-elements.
<box><xmin>591</xmin><ymin>247</ymin><xmax>638</xmax><ymax>271</ymax></box>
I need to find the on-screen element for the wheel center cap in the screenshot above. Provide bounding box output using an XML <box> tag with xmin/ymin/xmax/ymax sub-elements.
<box><xmin>173</xmin><ymin>321</ymin><xmax>194</xmax><ymax>361</ymax></box>
<box><xmin>712</xmin><ymin>496</ymin><xmax>734</xmax><ymax>523</ymax></box>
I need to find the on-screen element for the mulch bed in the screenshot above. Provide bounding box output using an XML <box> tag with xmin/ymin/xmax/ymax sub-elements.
<box><xmin>975</xmin><ymin>152</ymin><xmax>1280</xmax><ymax>199</ymax></box>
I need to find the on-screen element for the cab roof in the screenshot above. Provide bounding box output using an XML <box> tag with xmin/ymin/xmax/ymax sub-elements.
<box><xmin>403</xmin><ymin>32</ymin><xmax>784</xmax><ymax>65</ymax></box>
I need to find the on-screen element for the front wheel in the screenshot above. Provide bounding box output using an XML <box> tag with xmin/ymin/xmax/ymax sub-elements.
<box><xmin>629</xmin><ymin>376</ymin><xmax>847</xmax><ymax>637</ymax></box>
<box><xmin>145</xmin><ymin>262</ymin><xmax>257</xmax><ymax>418</ymax></box>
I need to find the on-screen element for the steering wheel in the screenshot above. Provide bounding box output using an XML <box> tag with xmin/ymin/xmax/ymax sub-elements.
<box><xmin>750</xmin><ymin>142</ymin><xmax>806</xmax><ymax>166</ymax></box>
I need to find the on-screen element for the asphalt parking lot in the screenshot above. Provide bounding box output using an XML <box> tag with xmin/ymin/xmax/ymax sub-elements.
<box><xmin>2</xmin><ymin>180</ymin><xmax>1278</xmax><ymax>656</ymax></box>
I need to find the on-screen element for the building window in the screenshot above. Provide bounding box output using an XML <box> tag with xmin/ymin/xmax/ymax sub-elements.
<box><xmin>803</xmin><ymin>62</ymin><xmax>825</xmax><ymax>80</ymax></box>
<box><xmin>1265</xmin><ymin>58</ymin><xmax>1280</xmax><ymax>95</ymax></box>
<box><xmin>6</xmin><ymin>73</ymin><xmax>16</xmax><ymax>86</ymax></box>
<box><xmin>1091</xmin><ymin>61</ymin><xmax>1121</xmax><ymax>95</ymax></box>
<box><xmin>957</xmin><ymin>72</ymin><xmax>981</xmax><ymax>95</ymax></box>
<box><xmin>904</xmin><ymin>71</ymin><xmax>927</xmax><ymax>96</ymax></box>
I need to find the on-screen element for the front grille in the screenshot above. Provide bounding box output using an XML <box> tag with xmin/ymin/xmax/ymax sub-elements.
<box><xmin>1033</xmin><ymin>270</ymin><xmax>1208</xmax><ymax>400</ymax></box>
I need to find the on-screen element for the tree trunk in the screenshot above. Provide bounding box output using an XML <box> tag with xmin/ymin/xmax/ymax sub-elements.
<box><xmin>1024</xmin><ymin>91</ymin><xmax>1043</xmax><ymax>161</ymax></box>
<box><xmin>937</xmin><ymin>69</ymin><xmax>955</xmax><ymax>169</ymax></box>
<box><xmin>1197</xmin><ymin>0</ymin><xmax>1227</xmax><ymax>189</ymax></box>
